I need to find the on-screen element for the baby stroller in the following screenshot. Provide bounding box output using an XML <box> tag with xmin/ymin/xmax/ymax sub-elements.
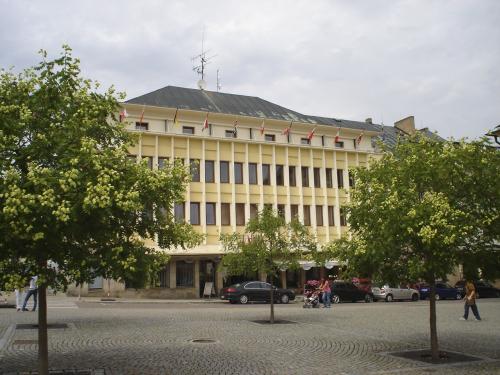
<box><xmin>303</xmin><ymin>282</ymin><xmax>321</xmax><ymax>308</ymax></box>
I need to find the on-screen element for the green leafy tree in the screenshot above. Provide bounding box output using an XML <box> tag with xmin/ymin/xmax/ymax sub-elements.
<box><xmin>0</xmin><ymin>46</ymin><xmax>202</xmax><ymax>374</ymax></box>
<box><xmin>221</xmin><ymin>207</ymin><xmax>316</xmax><ymax>323</ymax></box>
<box><xmin>322</xmin><ymin>134</ymin><xmax>500</xmax><ymax>360</ymax></box>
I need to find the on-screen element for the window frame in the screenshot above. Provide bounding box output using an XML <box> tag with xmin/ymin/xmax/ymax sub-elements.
<box><xmin>276</xmin><ymin>164</ymin><xmax>284</xmax><ymax>186</ymax></box>
<box><xmin>190</xmin><ymin>202</ymin><xmax>200</xmax><ymax>225</ymax></box>
<box><xmin>206</xmin><ymin>202</ymin><xmax>216</xmax><ymax>226</ymax></box>
<box><xmin>220</xmin><ymin>161</ymin><xmax>230</xmax><ymax>183</ymax></box>
<box><xmin>182</xmin><ymin>126</ymin><xmax>195</xmax><ymax>135</ymax></box>
<box><xmin>236</xmin><ymin>203</ymin><xmax>245</xmax><ymax>226</ymax></box>
<box><xmin>234</xmin><ymin>162</ymin><xmax>243</xmax><ymax>184</ymax></box>
<box><xmin>301</xmin><ymin>166</ymin><xmax>309</xmax><ymax>187</ymax></box>
<box><xmin>262</xmin><ymin>164</ymin><xmax>271</xmax><ymax>185</ymax></box>
<box><xmin>313</xmin><ymin>167</ymin><xmax>321</xmax><ymax>188</ymax></box>
<box><xmin>190</xmin><ymin>159</ymin><xmax>200</xmax><ymax>182</ymax></box>
<box><xmin>221</xmin><ymin>202</ymin><xmax>231</xmax><ymax>226</ymax></box>
<box><xmin>264</xmin><ymin>134</ymin><xmax>276</xmax><ymax>142</ymax></box>
<box><xmin>289</xmin><ymin>166</ymin><xmax>296</xmax><ymax>187</ymax></box>
<box><xmin>303</xmin><ymin>205</ymin><xmax>311</xmax><ymax>226</ymax></box>
<box><xmin>249</xmin><ymin>163</ymin><xmax>258</xmax><ymax>185</ymax></box>
<box><xmin>205</xmin><ymin>160</ymin><xmax>215</xmax><ymax>183</ymax></box>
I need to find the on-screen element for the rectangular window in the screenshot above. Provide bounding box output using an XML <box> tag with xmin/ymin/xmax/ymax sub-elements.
<box><xmin>249</xmin><ymin>163</ymin><xmax>258</xmax><ymax>185</ymax></box>
<box><xmin>301</xmin><ymin>138</ymin><xmax>310</xmax><ymax>145</ymax></box>
<box><xmin>303</xmin><ymin>205</ymin><xmax>311</xmax><ymax>226</ymax></box>
<box><xmin>316</xmin><ymin>206</ymin><xmax>323</xmax><ymax>226</ymax></box>
<box><xmin>250</xmin><ymin>204</ymin><xmax>258</xmax><ymax>219</ymax></box>
<box><xmin>326</xmin><ymin>168</ymin><xmax>333</xmax><ymax>188</ymax></box>
<box><xmin>221</xmin><ymin>203</ymin><xmax>230</xmax><ymax>226</ymax></box>
<box><xmin>291</xmin><ymin>204</ymin><xmax>299</xmax><ymax>219</ymax></box>
<box><xmin>225</xmin><ymin>129</ymin><xmax>237</xmax><ymax>138</ymax></box>
<box><xmin>176</xmin><ymin>261</ymin><xmax>194</xmax><ymax>287</ymax></box>
<box><xmin>340</xmin><ymin>207</ymin><xmax>347</xmax><ymax>226</ymax></box>
<box><xmin>328</xmin><ymin>206</ymin><xmax>335</xmax><ymax>226</ymax></box>
<box><xmin>276</xmin><ymin>165</ymin><xmax>284</xmax><ymax>186</ymax></box>
<box><xmin>262</xmin><ymin>164</ymin><xmax>271</xmax><ymax>185</ymax></box>
<box><xmin>321</xmin><ymin>135</ymin><xmax>325</xmax><ymax>146</ymax></box>
<box><xmin>236</xmin><ymin>203</ymin><xmax>245</xmax><ymax>226</ymax></box>
<box><xmin>301</xmin><ymin>166</ymin><xmax>309</xmax><ymax>187</ymax></box>
<box><xmin>337</xmin><ymin>169</ymin><xmax>344</xmax><ymax>188</ymax></box>
<box><xmin>158</xmin><ymin>157</ymin><xmax>169</xmax><ymax>170</ymax></box>
<box><xmin>174</xmin><ymin>203</ymin><xmax>185</xmax><ymax>223</ymax></box>
<box><xmin>265</xmin><ymin>134</ymin><xmax>275</xmax><ymax>142</ymax></box>
<box><xmin>234</xmin><ymin>162</ymin><xmax>243</xmax><ymax>184</ymax></box>
<box><xmin>205</xmin><ymin>160</ymin><xmax>215</xmax><ymax>183</ymax></box>
<box><xmin>277</xmin><ymin>204</ymin><xmax>285</xmax><ymax>219</ymax></box>
<box><xmin>335</xmin><ymin>141</ymin><xmax>344</xmax><ymax>148</ymax></box>
<box><xmin>190</xmin><ymin>202</ymin><xmax>200</xmax><ymax>225</ymax></box>
<box><xmin>220</xmin><ymin>161</ymin><xmax>230</xmax><ymax>183</ymax></box>
<box><xmin>135</xmin><ymin>122</ymin><xmax>148</xmax><ymax>131</ymax></box>
<box><xmin>206</xmin><ymin>203</ymin><xmax>216</xmax><ymax>225</ymax></box>
<box><xmin>141</xmin><ymin>156</ymin><xmax>153</xmax><ymax>170</ymax></box>
<box><xmin>249</xmin><ymin>128</ymin><xmax>253</xmax><ymax>140</ymax></box>
<box><xmin>182</xmin><ymin>126</ymin><xmax>194</xmax><ymax>135</ymax></box>
<box><xmin>349</xmin><ymin>170</ymin><xmax>355</xmax><ymax>187</ymax></box>
<box><xmin>289</xmin><ymin>166</ymin><xmax>296</xmax><ymax>187</ymax></box>
<box><xmin>189</xmin><ymin>159</ymin><xmax>200</xmax><ymax>182</ymax></box>
<box><xmin>314</xmin><ymin>167</ymin><xmax>321</xmax><ymax>188</ymax></box>
<box><xmin>208</xmin><ymin>123</ymin><xmax>213</xmax><ymax>136</ymax></box>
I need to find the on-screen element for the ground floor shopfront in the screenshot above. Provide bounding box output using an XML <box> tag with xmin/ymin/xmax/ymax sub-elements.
<box><xmin>67</xmin><ymin>255</ymin><xmax>340</xmax><ymax>299</ymax></box>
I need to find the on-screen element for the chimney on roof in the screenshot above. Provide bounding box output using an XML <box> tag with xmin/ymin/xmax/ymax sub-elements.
<box><xmin>394</xmin><ymin>116</ymin><xmax>416</xmax><ymax>135</ymax></box>
<box><xmin>365</xmin><ymin>118</ymin><xmax>372</xmax><ymax>124</ymax></box>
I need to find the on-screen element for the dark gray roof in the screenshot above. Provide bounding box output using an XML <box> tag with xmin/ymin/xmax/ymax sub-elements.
<box><xmin>372</xmin><ymin>125</ymin><xmax>444</xmax><ymax>148</ymax></box>
<box><xmin>126</xmin><ymin>86</ymin><xmax>380</xmax><ymax>132</ymax></box>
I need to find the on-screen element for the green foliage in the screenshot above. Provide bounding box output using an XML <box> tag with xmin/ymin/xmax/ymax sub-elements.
<box><xmin>324</xmin><ymin>134</ymin><xmax>500</xmax><ymax>284</ymax></box>
<box><xmin>221</xmin><ymin>207</ymin><xmax>316</xmax><ymax>279</ymax></box>
<box><xmin>0</xmin><ymin>46</ymin><xmax>202</xmax><ymax>290</ymax></box>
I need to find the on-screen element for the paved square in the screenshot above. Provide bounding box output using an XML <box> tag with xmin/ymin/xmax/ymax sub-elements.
<box><xmin>0</xmin><ymin>297</ymin><xmax>499</xmax><ymax>374</ymax></box>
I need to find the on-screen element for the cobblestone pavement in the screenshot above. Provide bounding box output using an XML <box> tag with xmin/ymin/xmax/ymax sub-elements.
<box><xmin>0</xmin><ymin>297</ymin><xmax>499</xmax><ymax>374</ymax></box>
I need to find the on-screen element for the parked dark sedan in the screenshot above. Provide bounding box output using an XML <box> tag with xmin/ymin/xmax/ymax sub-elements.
<box><xmin>220</xmin><ymin>281</ymin><xmax>296</xmax><ymax>304</ymax></box>
<box><xmin>330</xmin><ymin>281</ymin><xmax>374</xmax><ymax>303</ymax></box>
<box><xmin>418</xmin><ymin>282</ymin><xmax>462</xmax><ymax>300</ymax></box>
<box><xmin>455</xmin><ymin>280</ymin><xmax>500</xmax><ymax>298</ymax></box>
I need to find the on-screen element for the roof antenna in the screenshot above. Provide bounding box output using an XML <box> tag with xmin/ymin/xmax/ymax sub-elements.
<box><xmin>191</xmin><ymin>27</ymin><xmax>216</xmax><ymax>90</ymax></box>
<box><xmin>216</xmin><ymin>69</ymin><xmax>222</xmax><ymax>92</ymax></box>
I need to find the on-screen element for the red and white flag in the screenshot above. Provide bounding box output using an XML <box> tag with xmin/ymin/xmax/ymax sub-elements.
<box><xmin>282</xmin><ymin>121</ymin><xmax>292</xmax><ymax>136</ymax></box>
<box><xmin>307</xmin><ymin>127</ymin><xmax>316</xmax><ymax>141</ymax></box>
<box><xmin>260</xmin><ymin>120</ymin><xmax>265</xmax><ymax>135</ymax></box>
<box><xmin>173</xmin><ymin>108</ymin><xmax>179</xmax><ymax>126</ymax></box>
<box><xmin>139</xmin><ymin>106</ymin><xmax>145</xmax><ymax>124</ymax></box>
<box><xmin>202</xmin><ymin>112</ymin><xmax>209</xmax><ymax>131</ymax></box>
<box><xmin>356</xmin><ymin>131</ymin><xmax>364</xmax><ymax>147</ymax></box>
<box><xmin>334</xmin><ymin>127</ymin><xmax>341</xmax><ymax>143</ymax></box>
<box><xmin>119</xmin><ymin>108</ymin><xmax>128</xmax><ymax>122</ymax></box>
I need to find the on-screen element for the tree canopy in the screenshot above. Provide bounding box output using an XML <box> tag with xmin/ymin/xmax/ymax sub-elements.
<box><xmin>323</xmin><ymin>134</ymin><xmax>500</xmax><ymax>359</ymax></box>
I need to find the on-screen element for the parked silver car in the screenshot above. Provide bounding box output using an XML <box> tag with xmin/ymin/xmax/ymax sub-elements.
<box><xmin>371</xmin><ymin>284</ymin><xmax>419</xmax><ymax>302</ymax></box>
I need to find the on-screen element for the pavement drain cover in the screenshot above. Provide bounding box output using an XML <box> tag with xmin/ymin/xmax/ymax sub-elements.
<box><xmin>387</xmin><ymin>349</ymin><xmax>484</xmax><ymax>365</ymax></box>
<box><xmin>251</xmin><ymin>320</ymin><xmax>297</xmax><ymax>325</ymax></box>
<box><xmin>191</xmin><ymin>339</ymin><xmax>217</xmax><ymax>344</ymax></box>
<box><xmin>16</xmin><ymin>323</ymin><xmax>69</xmax><ymax>330</ymax></box>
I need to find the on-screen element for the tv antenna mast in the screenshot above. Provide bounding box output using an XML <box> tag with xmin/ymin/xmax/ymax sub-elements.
<box><xmin>192</xmin><ymin>28</ymin><xmax>216</xmax><ymax>90</ymax></box>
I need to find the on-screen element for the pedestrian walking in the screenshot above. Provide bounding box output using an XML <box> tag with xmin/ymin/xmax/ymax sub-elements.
<box><xmin>15</xmin><ymin>288</ymin><xmax>25</xmax><ymax>311</ymax></box>
<box><xmin>22</xmin><ymin>276</ymin><xmax>38</xmax><ymax>312</ymax></box>
<box><xmin>320</xmin><ymin>278</ymin><xmax>331</xmax><ymax>308</ymax></box>
<box><xmin>459</xmin><ymin>280</ymin><xmax>481</xmax><ymax>321</ymax></box>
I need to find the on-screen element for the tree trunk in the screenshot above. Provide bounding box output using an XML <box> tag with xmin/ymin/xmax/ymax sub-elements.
<box><xmin>38</xmin><ymin>284</ymin><xmax>49</xmax><ymax>375</ymax></box>
<box><xmin>429</xmin><ymin>278</ymin><xmax>439</xmax><ymax>360</ymax></box>
<box><xmin>269</xmin><ymin>279</ymin><xmax>275</xmax><ymax>324</ymax></box>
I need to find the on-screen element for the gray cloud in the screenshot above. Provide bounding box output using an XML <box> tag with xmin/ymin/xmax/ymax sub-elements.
<box><xmin>1</xmin><ymin>0</ymin><xmax>499</xmax><ymax>139</ymax></box>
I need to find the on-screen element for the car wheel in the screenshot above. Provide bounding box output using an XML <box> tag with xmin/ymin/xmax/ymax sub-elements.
<box><xmin>332</xmin><ymin>295</ymin><xmax>340</xmax><ymax>304</ymax></box>
<box><xmin>239</xmin><ymin>295</ymin><xmax>249</xmax><ymax>304</ymax></box>
<box><xmin>434</xmin><ymin>294</ymin><xmax>440</xmax><ymax>301</ymax></box>
<box><xmin>411</xmin><ymin>294</ymin><xmax>419</xmax><ymax>301</ymax></box>
<box><xmin>280</xmin><ymin>294</ymin><xmax>290</xmax><ymax>304</ymax></box>
<box><xmin>385</xmin><ymin>294</ymin><xmax>393</xmax><ymax>302</ymax></box>
<box><xmin>365</xmin><ymin>294</ymin><xmax>373</xmax><ymax>303</ymax></box>
<box><xmin>456</xmin><ymin>293</ymin><xmax>462</xmax><ymax>300</ymax></box>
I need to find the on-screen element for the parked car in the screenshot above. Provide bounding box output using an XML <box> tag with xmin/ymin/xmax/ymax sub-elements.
<box><xmin>418</xmin><ymin>282</ymin><xmax>462</xmax><ymax>300</ymax></box>
<box><xmin>371</xmin><ymin>284</ymin><xmax>419</xmax><ymax>302</ymax></box>
<box><xmin>220</xmin><ymin>281</ymin><xmax>295</xmax><ymax>304</ymax></box>
<box><xmin>330</xmin><ymin>281</ymin><xmax>374</xmax><ymax>303</ymax></box>
<box><xmin>454</xmin><ymin>280</ymin><xmax>500</xmax><ymax>299</ymax></box>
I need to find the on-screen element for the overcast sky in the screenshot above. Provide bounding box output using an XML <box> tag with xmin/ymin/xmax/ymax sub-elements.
<box><xmin>1</xmin><ymin>0</ymin><xmax>499</xmax><ymax>139</ymax></box>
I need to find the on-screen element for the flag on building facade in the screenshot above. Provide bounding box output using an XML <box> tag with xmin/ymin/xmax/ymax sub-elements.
<box><xmin>356</xmin><ymin>131</ymin><xmax>364</xmax><ymax>147</ymax></box>
<box><xmin>119</xmin><ymin>108</ymin><xmax>128</xmax><ymax>122</ymax></box>
<box><xmin>260</xmin><ymin>120</ymin><xmax>265</xmax><ymax>135</ymax></box>
<box><xmin>282</xmin><ymin>121</ymin><xmax>293</xmax><ymax>136</ymax></box>
<box><xmin>139</xmin><ymin>106</ymin><xmax>145</xmax><ymax>124</ymax></box>
<box><xmin>334</xmin><ymin>127</ymin><xmax>341</xmax><ymax>143</ymax></box>
<box><xmin>307</xmin><ymin>127</ymin><xmax>317</xmax><ymax>141</ymax></box>
<box><xmin>173</xmin><ymin>108</ymin><xmax>179</xmax><ymax>126</ymax></box>
<box><xmin>233</xmin><ymin>120</ymin><xmax>238</xmax><ymax>135</ymax></box>
<box><xmin>202</xmin><ymin>112</ymin><xmax>209</xmax><ymax>131</ymax></box>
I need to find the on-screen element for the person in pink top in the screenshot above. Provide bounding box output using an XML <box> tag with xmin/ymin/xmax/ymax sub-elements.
<box><xmin>320</xmin><ymin>278</ymin><xmax>331</xmax><ymax>308</ymax></box>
